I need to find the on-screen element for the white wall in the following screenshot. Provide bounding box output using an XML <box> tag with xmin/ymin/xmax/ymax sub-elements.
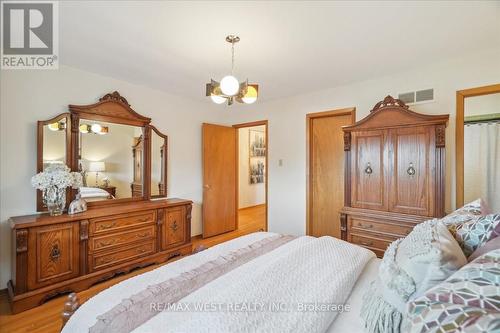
<box><xmin>0</xmin><ymin>65</ymin><xmax>224</xmax><ymax>288</ymax></box>
<box><xmin>238</xmin><ymin>126</ymin><xmax>266</xmax><ymax>208</ymax></box>
<box><xmin>223</xmin><ymin>47</ymin><xmax>500</xmax><ymax>236</ymax></box>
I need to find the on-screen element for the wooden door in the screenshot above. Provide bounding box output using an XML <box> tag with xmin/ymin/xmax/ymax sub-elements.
<box><xmin>351</xmin><ymin>130</ymin><xmax>388</xmax><ymax>211</ymax></box>
<box><xmin>202</xmin><ymin>123</ymin><xmax>237</xmax><ymax>238</ymax></box>
<box><xmin>388</xmin><ymin>126</ymin><xmax>435</xmax><ymax>216</ymax></box>
<box><xmin>308</xmin><ymin>111</ymin><xmax>354</xmax><ymax>238</ymax></box>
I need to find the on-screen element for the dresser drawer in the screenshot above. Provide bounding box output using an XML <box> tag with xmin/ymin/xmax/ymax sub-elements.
<box><xmin>90</xmin><ymin>225</ymin><xmax>155</xmax><ymax>252</ymax></box>
<box><xmin>90</xmin><ymin>210</ymin><xmax>156</xmax><ymax>235</ymax></box>
<box><xmin>90</xmin><ymin>240</ymin><xmax>155</xmax><ymax>272</ymax></box>
<box><xmin>349</xmin><ymin>217</ymin><xmax>413</xmax><ymax>238</ymax></box>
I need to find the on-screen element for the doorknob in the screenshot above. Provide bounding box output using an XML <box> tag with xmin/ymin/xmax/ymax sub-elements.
<box><xmin>204</xmin><ymin>184</ymin><xmax>211</xmax><ymax>190</ymax></box>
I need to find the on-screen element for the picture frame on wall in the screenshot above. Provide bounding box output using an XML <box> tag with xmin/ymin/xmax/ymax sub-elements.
<box><xmin>248</xmin><ymin>129</ymin><xmax>266</xmax><ymax>185</ymax></box>
<box><xmin>249</xmin><ymin>130</ymin><xmax>266</xmax><ymax>157</ymax></box>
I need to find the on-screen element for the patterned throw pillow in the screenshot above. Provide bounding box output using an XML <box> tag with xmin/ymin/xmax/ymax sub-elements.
<box><xmin>441</xmin><ymin>199</ymin><xmax>485</xmax><ymax>236</ymax></box>
<box><xmin>455</xmin><ymin>214</ymin><xmax>500</xmax><ymax>257</ymax></box>
<box><xmin>361</xmin><ymin>220</ymin><xmax>467</xmax><ymax>333</ymax></box>
<box><xmin>406</xmin><ymin>249</ymin><xmax>500</xmax><ymax>333</ymax></box>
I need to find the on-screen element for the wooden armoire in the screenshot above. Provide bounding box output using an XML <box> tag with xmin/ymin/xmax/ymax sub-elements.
<box><xmin>340</xmin><ymin>96</ymin><xmax>449</xmax><ymax>257</ymax></box>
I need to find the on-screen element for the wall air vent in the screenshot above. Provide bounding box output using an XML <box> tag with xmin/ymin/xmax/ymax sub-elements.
<box><xmin>398</xmin><ymin>88</ymin><xmax>434</xmax><ymax>105</ymax></box>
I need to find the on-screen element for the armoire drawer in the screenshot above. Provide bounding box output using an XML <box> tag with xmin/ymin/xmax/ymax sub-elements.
<box><xmin>349</xmin><ymin>217</ymin><xmax>413</xmax><ymax>238</ymax></box>
<box><xmin>90</xmin><ymin>225</ymin><xmax>156</xmax><ymax>252</ymax></box>
<box><xmin>89</xmin><ymin>240</ymin><xmax>156</xmax><ymax>272</ymax></box>
<box><xmin>350</xmin><ymin>234</ymin><xmax>393</xmax><ymax>256</ymax></box>
<box><xmin>90</xmin><ymin>210</ymin><xmax>156</xmax><ymax>235</ymax></box>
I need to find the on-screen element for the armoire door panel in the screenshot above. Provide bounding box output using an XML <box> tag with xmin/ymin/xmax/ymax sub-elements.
<box><xmin>389</xmin><ymin>127</ymin><xmax>435</xmax><ymax>216</ymax></box>
<box><xmin>351</xmin><ymin>130</ymin><xmax>388</xmax><ymax>210</ymax></box>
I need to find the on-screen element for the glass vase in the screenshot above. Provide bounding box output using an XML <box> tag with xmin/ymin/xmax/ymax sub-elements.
<box><xmin>43</xmin><ymin>186</ymin><xmax>66</xmax><ymax>216</ymax></box>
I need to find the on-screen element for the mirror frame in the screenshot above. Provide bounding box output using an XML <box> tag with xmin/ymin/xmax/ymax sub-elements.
<box><xmin>36</xmin><ymin>91</ymin><xmax>175</xmax><ymax>211</ymax></box>
<box><xmin>37</xmin><ymin>113</ymin><xmax>72</xmax><ymax>211</ymax></box>
<box><xmin>68</xmin><ymin>91</ymin><xmax>152</xmax><ymax>208</ymax></box>
<box><xmin>455</xmin><ymin>83</ymin><xmax>500</xmax><ymax>208</ymax></box>
<box><xmin>150</xmin><ymin>125</ymin><xmax>168</xmax><ymax>199</ymax></box>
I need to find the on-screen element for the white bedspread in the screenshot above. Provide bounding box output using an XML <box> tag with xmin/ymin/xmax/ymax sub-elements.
<box><xmin>64</xmin><ymin>232</ymin><xmax>375</xmax><ymax>333</ymax></box>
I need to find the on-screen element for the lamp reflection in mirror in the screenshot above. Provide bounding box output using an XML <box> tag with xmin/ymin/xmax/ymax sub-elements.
<box><xmin>88</xmin><ymin>161</ymin><xmax>105</xmax><ymax>187</ymax></box>
<box><xmin>79</xmin><ymin>123</ymin><xmax>109</xmax><ymax>135</ymax></box>
<box><xmin>47</xmin><ymin>121</ymin><xmax>66</xmax><ymax>131</ymax></box>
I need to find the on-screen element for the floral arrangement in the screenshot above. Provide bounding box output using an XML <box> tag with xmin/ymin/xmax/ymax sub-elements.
<box><xmin>31</xmin><ymin>164</ymin><xmax>82</xmax><ymax>190</ymax></box>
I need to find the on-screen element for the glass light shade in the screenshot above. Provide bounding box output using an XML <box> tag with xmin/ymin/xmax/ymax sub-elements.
<box><xmin>47</xmin><ymin>122</ymin><xmax>60</xmax><ymax>131</ymax></box>
<box><xmin>242</xmin><ymin>86</ymin><xmax>258</xmax><ymax>104</ymax></box>
<box><xmin>79</xmin><ymin>124</ymin><xmax>90</xmax><ymax>133</ymax></box>
<box><xmin>220</xmin><ymin>75</ymin><xmax>239</xmax><ymax>96</ymax></box>
<box><xmin>90</xmin><ymin>124</ymin><xmax>102</xmax><ymax>134</ymax></box>
<box><xmin>210</xmin><ymin>94</ymin><xmax>226</xmax><ymax>104</ymax></box>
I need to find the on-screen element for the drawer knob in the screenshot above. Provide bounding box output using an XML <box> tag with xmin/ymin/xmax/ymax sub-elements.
<box><xmin>358</xmin><ymin>223</ymin><xmax>374</xmax><ymax>229</ymax></box>
<box><xmin>50</xmin><ymin>244</ymin><xmax>61</xmax><ymax>261</ymax></box>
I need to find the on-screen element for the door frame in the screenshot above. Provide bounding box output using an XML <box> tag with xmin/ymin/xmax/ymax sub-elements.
<box><xmin>233</xmin><ymin>120</ymin><xmax>269</xmax><ymax>232</ymax></box>
<box><xmin>455</xmin><ymin>83</ymin><xmax>500</xmax><ymax>208</ymax></box>
<box><xmin>306</xmin><ymin>108</ymin><xmax>356</xmax><ymax>236</ymax></box>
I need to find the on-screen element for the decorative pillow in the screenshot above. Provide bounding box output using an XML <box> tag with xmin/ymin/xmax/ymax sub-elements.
<box><xmin>441</xmin><ymin>199</ymin><xmax>486</xmax><ymax>236</ymax></box>
<box><xmin>361</xmin><ymin>219</ymin><xmax>467</xmax><ymax>333</ymax></box>
<box><xmin>468</xmin><ymin>236</ymin><xmax>500</xmax><ymax>261</ymax></box>
<box><xmin>455</xmin><ymin>214</ymin><xmax>500</xmax><ymax>257</ymax></box>
<box><xmin>406</xmin><ymin>249</ymin><xmax>500</xmax><ymax>333</ymax></box>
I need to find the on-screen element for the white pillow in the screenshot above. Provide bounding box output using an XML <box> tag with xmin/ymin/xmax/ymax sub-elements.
<box><xmin>394</xmin><ymin>219</ymin><xmax>467</xmax><ymax>299</ymax></box>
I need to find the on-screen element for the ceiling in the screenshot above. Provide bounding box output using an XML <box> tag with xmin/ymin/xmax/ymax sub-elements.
<box><xmin>60</xmin><ymin>1</ymin><xmax>500</xmax><ymax>102</ymax></box>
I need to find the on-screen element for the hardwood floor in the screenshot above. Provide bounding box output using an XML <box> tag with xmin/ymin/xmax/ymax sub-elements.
<box><xmin>0</xmin><ymin>204</ymin><xmax>266</xmax><ymax>333</ymax></box>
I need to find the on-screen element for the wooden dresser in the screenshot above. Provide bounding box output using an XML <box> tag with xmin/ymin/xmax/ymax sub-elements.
<box><xmin>340</xmin><ymin>96</ymin><xmax>449</xmax><ymax>257</ymax></box>
<box><xmin>8</xmin><ymin>199</ymin><xmax>192</xmax><ymax>313</ymax></box>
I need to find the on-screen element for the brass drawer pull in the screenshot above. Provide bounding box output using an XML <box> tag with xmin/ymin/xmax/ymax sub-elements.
<box><xmin>170</xmin><ymin>221</ymin><xmax>178</xmax><ymax>232</ymax></box>
<box><xmin>98</xmin><ymin>256</ymin><xmax>116</xmax><ymax>265</ymax></box>
<box><xmin>50</xmin><ymin>244</ymin><xmax>61</xmax><ymax>261</ymax></box>
<box><xmin>138</xmin><ymin>217</ymin><xmax>150</xmax><ymax>222</ymax></box>
<box><xmin>360</xmin><ymin>241</ymin><xmax>373</xmax><ymax>247</ymax></box>
<box><xmin>97</xmin><ymin>239</ymin><xmax>116</xmax><ymax>247</ymax></box>
<box><xmin>358</xmin><ymin>223</ymin><xmax>373</xmax><ymax>229</ymax></box>
<box><xmin>136</xmin><ymin>248</ymin><xmax>148</xmax><ymax>254</ymax></box>
<box><xmin>99</xmin><ymin>222</ymin><xmax>116</xmax><ymax>230</ymax></box>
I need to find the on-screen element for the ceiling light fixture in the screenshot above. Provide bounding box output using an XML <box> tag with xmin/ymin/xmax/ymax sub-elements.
<box><xmin>206</xmin><ymin>35</ymin><xmax>258</xmax><ymax>106</ymax></box>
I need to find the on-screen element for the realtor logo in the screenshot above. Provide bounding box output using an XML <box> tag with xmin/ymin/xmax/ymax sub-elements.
<box><xmin>1</xmin><ymin>1</ymin><xmax>58</xmax><ymax>69</ymax></box>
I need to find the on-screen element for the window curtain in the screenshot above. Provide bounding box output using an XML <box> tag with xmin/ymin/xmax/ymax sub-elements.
<box><xmin>464</xmin><ymin>122</ymin><xmax>500</xmax><ymax>212</ymax></box>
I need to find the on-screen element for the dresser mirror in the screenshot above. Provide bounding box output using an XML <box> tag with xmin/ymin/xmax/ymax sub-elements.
<box><xmin>36</xmin><ymin>113</ymin><xmax>72</xmax><ymax>211</ymax></box>
<box><xmin>150</xmin><ymin>126</ymin><xmax>168</xmax><ymax>198</ymax></box>
<box><xmin>36</xmin><ymin>91</ymin><xmax>169</xmax><ymax>211</ymax></box>
<box><xmin>78</xmin><ymin>119</ymin><xmax>144</xmax><ymax>202</ymax></box>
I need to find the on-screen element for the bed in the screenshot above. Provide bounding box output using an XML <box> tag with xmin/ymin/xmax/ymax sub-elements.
<box><xmin>62</xmin><ymin>232</ymin><xmax>379</xmax><ymax>333</ymax></box>
<box><xmin>79</xmin><ymin>186</ymin><xmax>114</xmax><ymax>201</ymax></box>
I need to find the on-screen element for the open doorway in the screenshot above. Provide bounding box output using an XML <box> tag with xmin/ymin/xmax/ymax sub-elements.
<box><xmin>235</xmin><ymin>121</ymin><xmax>268</xmax><ymax>233</ymax></box>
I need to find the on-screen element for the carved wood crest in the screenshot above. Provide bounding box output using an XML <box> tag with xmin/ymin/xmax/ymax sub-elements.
<box><xmin>370</xmin><ymin>95</ymin><xmax>409</xmax><ymax>112</ymax></box>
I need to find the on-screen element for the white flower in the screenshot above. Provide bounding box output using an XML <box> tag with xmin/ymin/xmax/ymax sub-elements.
<box><xmin>31</xmin><ymin>164</ymin><xmax>82</xmax><ymax>191</ymax></box>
